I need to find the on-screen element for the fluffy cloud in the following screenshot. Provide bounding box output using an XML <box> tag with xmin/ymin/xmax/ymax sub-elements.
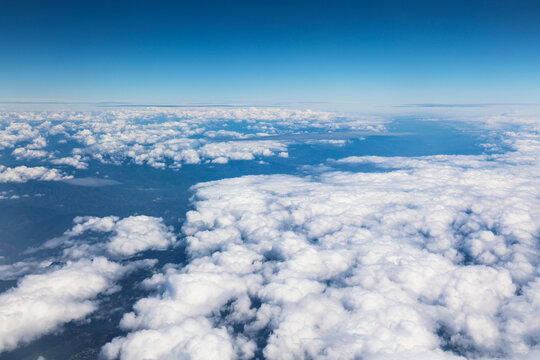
<box><xmin>0</xmin><ymin>122</ymin><xmax>39</xmax><ymax>149</ymax></box>
<box><xmin>0</xmin><ymin>257</ymin><xmax>126</xmax><ymax>353</ymax></box>
<box><xmin>106</xmin><ymin>216</ymin><xmax>177</xmax><ymax>257</ymax></box>
<box><xmin>1</xmin><ymin>107</ymin><xmax>383</xmax><ymax>170</ymax></box>
<box><xmin>0</xmin><ymin>165</ymin><xmax>71</xmax><ymax>183</ymax></box>
<box><xmin>103</xmin><ymin>130</ymin><xmax>540</xmax><ymax>359</ymax></box>
<box><xmin>102</xmin><ymin>317</ymin><xmax>239</xmax><ymax>360</ymax></box>
<box><xmin>50</xmin><ymin>155</ymin><xmax>88</xmax><ymax>169</ymax></box>
<box><xmin>0</xmin><ymin>214</ymin><xmax>175</xmax><ymax>354</ymax></box>
<box><xmin>199</xmin><ymin>140</ymin><xmax>288</xmax><ymax>163</ymax></box>
<box><xmin>11</xmin><ymin>147</ymin><xmax>48</xmax><ymax>159</ymax></box>
<box><xmin>0</xmin><ymin>260</ymin><xmax>47</xmax><ymax>280</ymax></box>
<box><xmin>41</xmin><ymin>215</ymin><xmax>177</xmax><ymax>258</ymax></box>
<box><xmin>66</xmin><ymin>122</ymin><xmax>290</xmax><ymax>168</ymax></box>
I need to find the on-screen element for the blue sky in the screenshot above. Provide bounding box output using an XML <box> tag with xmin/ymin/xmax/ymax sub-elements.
<box><xmin>1</xmin><ymin>0</ymin><xmax>539</xmax><ymax>105</ymax></box>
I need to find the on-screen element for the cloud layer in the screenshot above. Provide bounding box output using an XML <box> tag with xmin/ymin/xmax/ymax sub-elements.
<box><xmin>103</xmin><ymin>130</ymin><xmax>540</xmax><ymax>359</ymax></box>
<box><xmin>0</xmin><ymin>107</ymin><xmax>383</xmax><ymax>171</ymax></box>
<box><xmin>3</xmin><ymin>107</ymin><xmax>540</xmax><ymax>358</ymax></box>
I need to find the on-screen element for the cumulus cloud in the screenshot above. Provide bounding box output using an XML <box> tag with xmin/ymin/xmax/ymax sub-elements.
<box><xmin>66</xmin><ymin>125</ymin><xmax>290</xmax><ymax>168</ymax></box>
<box><xmin>103</xmin><ymin>129</ymin><xmax>540</xmax><ymax>359</ymax></box>
<box><xmin>0</xmin><ymin>122</ymin><xmax>39</xmax><ymax>149</ymax></box>
<box><xmin>1</xmin><ymin>107</ymin><xmax>383</xmax><ymax>170</ymax></box>
<box><xmin>102</xmin><ymin>317</ymin><xmax>239</xmax><ymax>360</ymax></box>
<box><xmin>50</xmin><ymin>155</ymin><xmax>88</xmax><ymax>169</ymax></box>
<box><xmin>0</xmin><ymin>257</ymin><xmax>126</xmax><ymax>354</ymax></box>
<box><xmin>11</xmin><ymin>147</ymin><xmax>48</xmax><ymax>159</ymax></box>
<box><xmin>199</xmin><ymin>140</ymin><xmax>288</xmax><ymax>163</ymax></box>
<box><xmin>0</xmin><ymin>214</ymin><xmax>175</xmax><ymax>354</ymax></box>
<box><xmin>0</xmin><ymin>165</ymin><xmax>71</xmax><ymax>183</ymax></box>
<box><xmin>106</xmin><ymin>216</ymin><xmax>177</xmax><ymax>257</ymax></box>
<box><xmin>40</xmin><ymin>215</ymin><xmax>177</xmax><ymax>258</ymax></box>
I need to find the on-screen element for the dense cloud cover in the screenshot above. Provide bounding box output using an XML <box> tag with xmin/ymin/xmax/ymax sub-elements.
<box><xmin>103</xmin><ymin>129</ymin><xmax>540</xmax><ymax>359</ymax></box>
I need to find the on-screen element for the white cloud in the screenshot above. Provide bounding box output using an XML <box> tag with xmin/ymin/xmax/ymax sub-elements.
<box><xmin>0</xmin><ymin>214</ymin><xmax>172</xmax><ymax>354</ymax></box>
<box><xmin>203</xmin><ymin>129</ymin><xmax>248</xmax><ymax>139</ymax></box>
<box><xmin>106</xmin><ymin>216</ymin><xmax>177</xmax><ymax>257</ymax></box>
<box><xmin>103</xmin><ymin>129</ymin><xmax>540</xmax><ymax>359</ymax></box>
<box><xmin>1</xmin><ymin>107</ymin><xmax>383</xmax><ymax>170</ymax></box>
<box><xmin>50</xmin><ymin>155</ymin><xmax>88</xmax><ymax>169</ymax></box>
<box><xmin>0</xmin><ymin>257</ymin><xmax>126</xmax><ymax>354</ymax></box>
<box><xmin>0</xmin><ymin>165</ymin><xmax>71</xmax><ymax>183</ymax></box>
<box><xmin>11</xmin><ymin>147</ymin><xmax>48</xmax><ymax>159</ymax></box>
<box><xmin>67</xmin><ymin>123</ymin><xmax>291</xmax><ymax>168</ymax></box>
<box><xmin>41</xmin><ymin>215</ymin><xmax>177</xmax><ymax>258</ymax></box>
<box><xmin>0</xmin><ymin>260</ymin><xmax>50</xmax><ymax>280</ymax></box>
<box><xmin>102</xmin><ymin>317</ymin><xmax>238</xmax><ymax>360</ymax></box>
<box><xmin>26</xmin><ymin>135</ymin><xmax>47</xmax><ymax>149</ymax></box>
<box><xmin>199</xmin><ymin>140</ymin><xmax>288</xmax><ymax>163</ymax></box>
<box><xmin>0</xmin><ymin>122</ymin><xmax>39</xmax><ymax>149</ymax></box>
<box><xmin>64</xmin><ymin>216</ymin><xmax>119</xmax><ymax>237</ymax></box>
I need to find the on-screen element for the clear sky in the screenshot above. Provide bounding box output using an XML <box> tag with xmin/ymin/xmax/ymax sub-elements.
<box><xmin>1</xmin><ymin>0</ymin><xmax>539</xmax><ymax>106</ymax></box>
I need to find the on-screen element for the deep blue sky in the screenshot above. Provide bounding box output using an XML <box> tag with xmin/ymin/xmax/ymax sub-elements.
<box><xmin>1</xmin><ymin>0</ymin><xmax>539</xmax><ymax>105</ymax></box>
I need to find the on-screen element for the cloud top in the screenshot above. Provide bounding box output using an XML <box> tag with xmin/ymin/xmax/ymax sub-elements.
<box><xmin>0</xmin><ymin>165</ymin><xmax>71</xmax><ymax>183</ymax></box>
<box><xmin>0</xmin><ymin>214</ymin><xmax>176</xmax><ymax>354</ymax></box>
<box><xmin>0</xmin><ymin>257</ymin><xmax>124</xmax><ymax>353</ymax></box>
<box><xmin>103</xmin><ymin>129</ymin><xmax>540</xmax><ymax>359</ymax></box>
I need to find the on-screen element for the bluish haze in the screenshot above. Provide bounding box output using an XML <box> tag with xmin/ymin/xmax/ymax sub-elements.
<box><xmin>1</xmin><ymin>0</ymin><xmax>540</xmax><ymax>104</ymax></box>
